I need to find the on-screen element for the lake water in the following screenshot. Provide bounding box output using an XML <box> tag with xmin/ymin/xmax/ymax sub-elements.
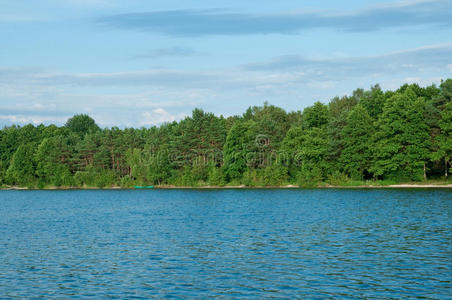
<box><xmin>0</xmin><ymin>189</ymin><xmax>451</xmax><ymax>299</ymax></box>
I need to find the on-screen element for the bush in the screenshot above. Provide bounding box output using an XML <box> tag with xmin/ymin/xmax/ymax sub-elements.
<box><xmin>73</xmin><ymin>165</ymin><xmax>97</xmax><ymax>187</ymax></box>
<box><xmin>207</xmin><ymin>166</ymin><xmax>225</xmax><ymax>186</ymax></box>
<box><xmin>52</xmin><ymin>165</ymin><xmax>74</xmax><ymax>187</ymax></box>
<box><xmin>242</xmin><ymin>169</ymin><xmax>259</xmax><ymax>187</ymax></box>
<box><xmin>181</xmin><ymin>167</ymin><xmax>196</xmax><ymax>186</ymax></box>
<box><xmin>74</xmin><ymin>171</ymin><xmax>87</xmax><ymax>187</ymax></box>
<box><xmin>95</xmin><ymin>170</ymin><xmax>117</xmax><ymax>188</ymax></box>
<box><xmin>297</xmin><ymin>166</ymin><xmax>322</xmax><ymax>188</ymax></box>
<box><xmin>326</xmin><ymin>171</ymin><xmax>350</xmax><ymax>186</ymax></box>
<box><xmin>120</xmin><ymin>175</ymin><xmax>134</xmax><ymax>188</ymax></box>
<box><xmin>262</xmin><ymin>164</ymin><xmax>288</xmax><ymax>186</ymax></box>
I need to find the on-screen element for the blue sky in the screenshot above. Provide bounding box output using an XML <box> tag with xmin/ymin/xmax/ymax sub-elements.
<box><xmin>1</xmin><ymin>0</ymin><xmax>451</xmax><ymax>127</ymax></box>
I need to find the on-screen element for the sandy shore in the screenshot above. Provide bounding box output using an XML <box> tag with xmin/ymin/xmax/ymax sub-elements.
<box><xmin>386</xmin><ymin>184</ymin><xmax>452</xmax><ymax>188</ymax></box>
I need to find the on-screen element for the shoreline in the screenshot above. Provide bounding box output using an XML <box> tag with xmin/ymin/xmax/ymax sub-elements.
<box><xmin>2</xmin><ymin>184</ymin><xmax>452</xmax><ymax>190</ymax></box>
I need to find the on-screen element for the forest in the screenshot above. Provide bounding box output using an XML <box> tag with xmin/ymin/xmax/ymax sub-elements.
<box><xmin>1</xmin><ymin>79</ymin><xmax>452</xmax><ymax>188</ymax></box>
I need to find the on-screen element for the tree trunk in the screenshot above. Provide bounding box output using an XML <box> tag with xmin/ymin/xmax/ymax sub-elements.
<box><xmin>424</xmin><ymin>163</ymin><xmax>427</xmax><ymax>180</ymax></box>
<box><xmin>446</xmin><ymin>158</ymin><xmax>449</xmax><ymax>178</ymax></box>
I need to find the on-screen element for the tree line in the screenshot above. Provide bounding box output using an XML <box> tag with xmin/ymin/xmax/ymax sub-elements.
<box><xmin>1</xmin><ymin>80</ymin><xmax>452</xmax><ymax>188</ymax></box>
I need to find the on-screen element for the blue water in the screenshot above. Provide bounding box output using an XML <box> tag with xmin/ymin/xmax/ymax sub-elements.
<box><xmin>0</xmin><ymin>189</ymin><xmax>451</xmax><ymax>299</ymax></box>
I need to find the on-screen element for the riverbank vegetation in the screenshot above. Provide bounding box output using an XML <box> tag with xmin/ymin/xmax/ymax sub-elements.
<box><xmin>1</xmin><ymin>80</ymin><xmax>452</xmax><ymax>188</ymax></box>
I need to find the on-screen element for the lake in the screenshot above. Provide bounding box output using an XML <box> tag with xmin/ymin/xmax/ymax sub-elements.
<box><xmin>0</xmin><ymin>189</ymin><xmax>451</xmax><ymax>298</ymax></box>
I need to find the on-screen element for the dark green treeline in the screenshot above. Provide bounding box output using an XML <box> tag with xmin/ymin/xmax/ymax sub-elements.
<box><xmin>1</xmin><ymin>80</ymin><xmax>452</xmax><ymax>188</ymax></box>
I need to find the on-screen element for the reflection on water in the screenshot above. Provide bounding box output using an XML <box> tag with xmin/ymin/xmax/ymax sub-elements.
<box><xmin>0</xmin><ymin>189</ymin><xmax>451</xmax><ymax>298</ymax></box>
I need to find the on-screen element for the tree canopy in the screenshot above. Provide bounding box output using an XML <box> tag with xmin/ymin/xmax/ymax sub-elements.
<box><xmin>65</xmin><ymin>114</ymin><xmax>100</xmax><ymax>136</ymax></box>
<box><xmin>1</xmin><ymin>80</ymin><xmax>451</xmax><ymax>188</ymax></box>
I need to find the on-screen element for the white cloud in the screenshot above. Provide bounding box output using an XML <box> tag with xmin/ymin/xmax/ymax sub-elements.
<box><xmin>98</xmin><ymin>0</ymin><xmax>452</xmax><ymax>36</ymax></box>
<box><xmin>0</xmin><ymin>114</ymin><xmax>68</xmax><ymax>125</ymax></box>
<box><xmin>132</xmin><ymin>47</ymin><xmax>199</xmax><ymax>59</ymax></box>
<box><xmin>2</xmin><ymin>43</ymin><xmax>450</xmax><ymax>92</ymax></box>
<box><xmin>244</xmin><ymin>43</ymin><xmax>452</xmax><ymax>77</ymax></box>
<box><xmin>307</xmin><ymin>81</ymin><xmax>338</xmax><ymax>89</ymax></box>
<box><xmin>0</xmin><ymin>43</ymin><xmax>451</xmax><ymax>127</ymax></box>
<box><xmin>403</xmin><ymin>77</ymin><xmax>422</xmax><ymax>84</ymax></box>
<box><xmin>383</xmin><ymin>76</ymin><xmax>444</xmax><ymax>90</ymax></box>
<box><xmin>141</xmin><ymin>109</ymin><xmax>186</xmax><ymax>126</ymax></box>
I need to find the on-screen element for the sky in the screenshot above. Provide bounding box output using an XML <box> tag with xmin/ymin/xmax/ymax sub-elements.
<box><xmin>1</xmin><ymin>0</ymin><xmax>452</xmax><ymax>127</ymax></box>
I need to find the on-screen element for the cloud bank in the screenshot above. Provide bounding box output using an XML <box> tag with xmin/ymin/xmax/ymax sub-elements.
<box><xmin>1</xmin><ymin>43</ymin><xmax>451</xmax><ymax>127</ymax></box>
<box><xmin>98</xmin><ymin>0</ymin><xmax>452</xmax><ymax>36</ymax></box>
<box><xmin>132</xmin><ymin>46</ymin><xmax>199</xmax><ymax>59</ymax></box>
<box><xmin>244</xmin><ymin>43</ymin><xmax>452</xmax><ymax>79</ymax></box>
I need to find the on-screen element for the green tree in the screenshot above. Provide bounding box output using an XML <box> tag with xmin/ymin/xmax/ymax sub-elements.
<box><xmin>223</xmin><ymin>120</ymin><xmax>255</xmax><ymax>181</ymax></box>
<box><xmin>298</xmin><ymin>127</ymin><xmax>330</xmax><ymax>180</ymax></box>
<box><xmin>65</xmin><ymin>114</ymin><xmax>100</xmax><ymax>137</ymax></box>
<box><xmin>94</xmin><ymin>169</ymin><xmax>117</xmax><ymax>188</ymax></box>
<box><xmin>433</xmin><ymin>102</ymin><xmax>452</xmax><ymax>177</ymax></box>
<box><xmin>340</xmin><ymin>105</ymin><xmax>374</xmax><ymax>179</ymax></box>
<box><xmin>281</xmin><ymin>126</ymin><xmax>330</xmax><ymax>184</ymax></box>
<box><xmin>6</xmin><ymin>143</ymin><xmax>36</xmax><ymax>186</ymax></box>
<box><xmin>372</xmin><ymin>88</ymin><xmax>431</xmax><ymax>181</ymax></box>
<box><xmin>74</xmin><ymin>164</ymin><xmax>97</xmax><ymax>187</ymax></box>
<box><xmin>1</xmin><ymin>79</ymin><xmax>451</xmax><ymax>188</ymax></box>
<box><xmin>173</xmin><ymin>109</ymin><xmax>227</xmax><ymax>158</ymax></box>
<box><xmin>243</xmin><ymin>102</ymin><xmax>290</xmax><ymax>150</ymax></box>
<box><xmin>432</xmin><ymin>79</ymin><xmax>452</xmax><ymax>109</ymax></box>
<box><xmin>207</xmin><ymin>164</ymin><xmax>225</xmax><ymax>186</ymax></box>
<box><xmin>0</xmin><ymin>159</ymin><xmax>5</xmax><ymax>185</ymax></box>
<box><xmin>297</xmin><ymin>165</ymin><xmax>322</xmax><ymax>188</ymax></box>
<box><xmin>126</xmin><ymin>148</ymin><xmax>148</xmax><ymax>185</ymax></box>
<box><xmin>327</xmin><ymin>95</ymin><xmax>359</xmax><ymax>172</ymax></box>
<box><xmin>261</xmin><ymin>162</ymin><xmax>288</xmax><ymax>186</ymax></box>
<box><xmin>301</xmin><ymin>102</ymin><xmax>328</xmax><ymax>129</ymax></box>
<box><xmin>281</xmin><ymin>127</ymin><xmax>305</xmax><ymax>181</ymax></box>
<box><xmin>147</xmin><ymin>149</ymin><xmax>171</xmax><ymax>185</ymax></box>
<box><xmin>359</xmin><ymin>84</ymin><xmax>386</xmax><ymax>119</ymax></box>
<box><xmin>35</xmin><ymin>137</ymin><xmax>73</xmax><ymax>187</ymax></box>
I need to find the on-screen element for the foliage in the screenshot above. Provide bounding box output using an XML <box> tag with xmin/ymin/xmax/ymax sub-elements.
<box><xmin>297</xmin><ymin>166</ymin><xmax>322</xmax><ymax>188</ymax></box>
<box><xmin>371</xmin><ymin>88</ymin><xmax>431</xmax><ymax>181</ymax></box>
<box><xmin>223</xmin><ymin>120</ymin><xmax>254</xmax><ymax>181</ymax></box>
<box><xmin>340</xmin><ymin>105</ymin><xmax>374</xmax><ymax>180</ymax></box>
<box><xmin>1</xmin><ymin>80</ymin><xmax>452</xmax><ymax>188</ymax></box>
<box><xmin>433</xmin><ymin>102</ymin><xmax>452</xmax><ymax>177</ymax></box>
<box><xmin>326</xmin><ymin>171</ymin><xmax>350</xmax><ymax>186</ymax></box>
<box><xmin>301</xmin><ymin>101</ymin><xmax>328</xmax><ymax>129</ymax></box>
<box><xmin>65</xmin><ymin>114</ymin><xmax>100</xmax><ymax>137</ymax></box>
<box><xmin>207</xmin><ymin>163</ymin><xmax>225</xmax><ymax>186</ymax></box>
<box><xmin>6</xmin><ymin>143</ymin><xmax>36</xmax><ymax>187</ymax></box>
<box><xmin>261</xmin><ymin>162</ymin><xmax>288</xmax><ymax>186</ymax></box>
<box><xmin>297</xmin><ymin>127</ymin><xmax>330</xmax><ymax>180</ymax></box>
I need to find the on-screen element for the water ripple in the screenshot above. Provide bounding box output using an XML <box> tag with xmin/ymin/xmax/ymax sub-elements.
<box><xmin>0</xmin><ymin>189</ymin><xmax>451</xmax><ymax>298</ymax></box>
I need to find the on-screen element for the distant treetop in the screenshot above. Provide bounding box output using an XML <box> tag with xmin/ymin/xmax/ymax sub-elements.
<box><xmin>65</xmin><ymin>114</ymin><xmax>100</xmax><ymax>136</ymax></box>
